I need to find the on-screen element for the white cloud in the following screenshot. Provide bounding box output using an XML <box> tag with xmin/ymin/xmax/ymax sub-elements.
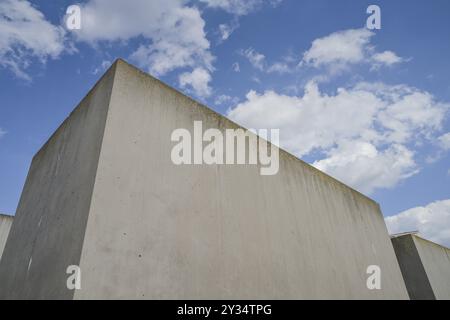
<box><xmin>240</xmin><ymin>48</ymin><xmax>297</xmax><ymax>74</ymax></box>
<box><xmin>214</xmin><ymin>94</ymin><xmax>239</xmax><ymax>106</ymax></box>
<box><xmin>266</xmin><ymin>62</ymin><xmax>291</xmax><ymax>74</ymax></box>
<box><xmin>200</xmin><ymin>0</ymin><xmax>282</xmax><ymax>16</ymax></box>
<box><xmin>218</xmin><ymin>21</ymin><xmax>239</xmax><ymax>41</ymax></box>
<box><xmin>301</xmin><ymin>28</ymin><xmax>404</xmax><ymax>74</ymax></box>
<box><xmin>210</xmin><ymin>1</ymin><xmax>281</xmax><ymax>42</ymax></box>
<box><xmin>438</xmin><ymin>132</ymin><xmax>450</xmax><ymax>150</ymax></box>
<box><xmin>0</xmin><ymin>128</ymin><xmax>6</xmax><ymax>139</ymax></box>
<box><xmin>0</xmin><ymin>0</ymin><xmax>66</xmax><ymax>80</ymax></box>
<box><xmin>200</xmin><ymin>0</ymin><xmax>260</xmax><ymax>15</ymax></box>
<box><xmin>266</xmin><ymin>53</ymin><xmax>298</xmax><ymax>74</ymax></box>
<box><xmin>357</xmin><ymin>82</ymin><xmax>446</xmax><ymax>144</ymax></box>
<box><xmin>241</xmin><ymin>48</ymin><xmax>266</xmax><ymax>71</ymax></box>
<box><xmin>313</xmin><ymin>142</ymin><xmax>417</xmax><ymax>194</ymax></box>
<box><xmin>92</xmin><ymin>60</ymin><xmax>111</xmax><ymax>75</ymax></box>
<box><xmin>302</xmin><ymin>29</ymin><xmax>372</xmax><ymax>69</ymax></box>
<box><xmin>71</xmin><ymin>0</ymin><xmax>214</xmax><ymax>97</ymax></box>
<box><xmin>72</xmin><ymin>0</ymin><xmax>197</xmax><ymax>44</ymax></box>
<box><xmin>251</xmin><ymin>76</ymin><xmax>261</xmax><ymax>83</ymax></box>
<box><xmin>179</xmin><ymin>67</ymin><xmax>212</xmax><ymax>98</ymax></box>
<box><xmin>227</xmin><ymin>81</ymin><xmax>448</xmax><ymax>194</ymax></box>
<box><xmin>386</xmin><ymin>199</ymin><xmax>450</xmax><ymax>248</ymax></box>
<box><xmin>372</xmin><ymin>50</ymin><xmax>404</xmax><ymax>66</ymax></box>
<box><xmin>239</xmin><ymin>28</ymin><xmax>404</xmax><ymax>76</ymax></box>
<box><xmin>232</xmin><ymin>62</ymin><xmax>240</xmax><ymax>72</ymax></box>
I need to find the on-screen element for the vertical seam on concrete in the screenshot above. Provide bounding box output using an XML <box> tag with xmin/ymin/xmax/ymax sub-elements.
<box><xmin>71</xmin><ymin>62</ymin><xmax>119</xmax><ymax>300</ymax></box>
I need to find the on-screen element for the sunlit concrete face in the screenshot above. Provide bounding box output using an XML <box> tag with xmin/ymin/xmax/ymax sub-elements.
<box><xmin>0</xmin><ymin>60</ymin><xmax>408</xmax><ymax>299</ymax></box>
<box><xmin>392</xmin><ymin>234</ymin><xmax>450</xmax><ymax>300</ymax></box>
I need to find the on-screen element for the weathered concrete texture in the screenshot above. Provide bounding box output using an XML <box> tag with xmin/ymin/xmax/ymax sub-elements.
<box><xmin>0</xmin><ymin>59</ymin><xmax>408</xmax><ymax>299</ymax></box>
<box><xmin>0</xmin><ymin>214</ymin><xmax>13</xmax><ymax>261</ymax></box>
<box><xmin>392</xmin><ymin>233</ymin><xmax>450</xmax><ymax>300</ymax></box>
<box><xmin>0</xmin><ymin>64</ymin><xmax>117</xmax><ymax>299</ymax></box>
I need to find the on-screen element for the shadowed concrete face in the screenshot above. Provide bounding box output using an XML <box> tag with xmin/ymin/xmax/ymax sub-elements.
<box><xmin>0</xmin><ymin>215</ymin><xmax>13</xmax><ymax>261</ymax></box>
<box><xmin>0</xmin><ymin>59</ymin><xmax>408</xmax><ymax>299</ymax></box>
<box><xmin>392</xmin><ymin>234</ymin><xmax>450</xmax><ymax>300</ymax></box>
<box><xmin>0</xmin><ymin>64</ymin><xmax>116</xmax><ymax>300</ymax></box>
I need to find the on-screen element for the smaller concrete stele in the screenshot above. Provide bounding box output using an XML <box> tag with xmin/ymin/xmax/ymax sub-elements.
<box><xmin>0</xmin><ymin>214</ymin><xmax>13</xmax><ymax>261</ymax></box>
<box><xmin>391</xmin><ymin>232</ymin><xmax>450</xmax><ymax>300</ymax></box>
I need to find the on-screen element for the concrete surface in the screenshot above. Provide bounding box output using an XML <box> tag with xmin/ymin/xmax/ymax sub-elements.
<box><xmin>0</xmin><ymin>214</ymin><xmax>13</xmax><ymax>261</ymax></box>
<box><xmin>0</xmin><ymin>59</ymin><xmax>408</xmax><ymax>299</ymax></box>
<box><xmin>0</xmin><ymin>64</ymin><xmax>116</xmax><ymax>299</ymax></box>
<box><xmin>392</xmin><ymin>233</ymin><xmax>450</xmax><ymax>300</ymax></box>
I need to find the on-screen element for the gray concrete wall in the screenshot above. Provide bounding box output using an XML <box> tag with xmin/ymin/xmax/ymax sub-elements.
<box><xmin>391</xmin><ymin>234</ymin><xmax>450</xmax><ymax>300</ymax></box>
<box><xmin>413</xmin><ymin>236</ymin><xmax>450</xmax><ymax>299</ymax></box>
<box><xmin>391</xmin><ymin>234</ymin><xmax>435</xmax><ymax>300</ymax></box>
<box><xmin>0</xmin><ymin>64</ymin><xmax>117</xmax><ymax>299</ymax></box>
<box><xmin>74</xmin><ymin>60</ymin><xmax>408</xmax><ymax>299</ymax></box>
<box><xmin>0</xmin><ymin>214</ymin><xmax>13</xmax><ymax>261</ymax></box>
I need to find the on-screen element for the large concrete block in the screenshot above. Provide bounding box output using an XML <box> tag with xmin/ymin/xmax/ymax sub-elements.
<box><xmin>0</xmin><ymin>214</ymin><xmax>13</xmax><ymax>261</ymax></box>
<box><xmin>391</xmin><ymin>233</ymin><xmax>450</xmax><ymax>300</ymax></box>
<box><xmin>0</xmin><ymin>59</ymin><xmax>408</xmax><ymax>299</ymax></box>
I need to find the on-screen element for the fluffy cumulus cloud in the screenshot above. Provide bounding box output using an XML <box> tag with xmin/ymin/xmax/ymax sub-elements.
<box><xmin>229</xmin><ymin>28</ymin><xmax>448</xmax><ymax>194</ymax></box>
<box><xmin>227</xmin><ymin>81</ymin><xmax>449</xmax><ymax>194</ymax></box>
<box><xmin>179</xmin><ymin>67</ymin><xmax>212</xmax><ymax>98</ymax></box>
<box><xmin>301</xmin><ymin>28</ymin><xmax>404</xmax><ymax>74</ymax></box>
<box><xmin>385</xmin><ymin>199</ymin><xmax>450</xmax><ymax>247</ymax></box>
<box><xmin>302</xmin><ymin>29</ymin><xmax>373</xmax><ymax>68</ymax></box>
<box><xmin>372</xmin><ymin>50</ymin><xmax>404</xmax><ymax>66</ymax></box>
<box><xmin>0</xmin><ymin>0</ymin><xmax>66</xmax><ymax>80</ymax></box>
<box><xmin>314</xmin><ymin>142</ymin><xmax>417</xmax><ymax>194</ymax></box>
<box><xmin>438</xmin><ymin>132</ymin><xmax>450</xmax><ymax>150</ymax></box>
<box><xmin>239</xmin><ymin>28</ymin><xmax>404</xmax><ymax>75</ymax></box>
<box><xmin>71</xmin><ymin>0</ymin><xmax>214</xmax><ymax>97</ymax></box>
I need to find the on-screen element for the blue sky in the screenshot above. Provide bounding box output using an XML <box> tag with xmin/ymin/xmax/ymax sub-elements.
<box><xmin>0</xmin><ymin>0</ymin><xmax>449</xmax><ymax>245</ymax></box>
